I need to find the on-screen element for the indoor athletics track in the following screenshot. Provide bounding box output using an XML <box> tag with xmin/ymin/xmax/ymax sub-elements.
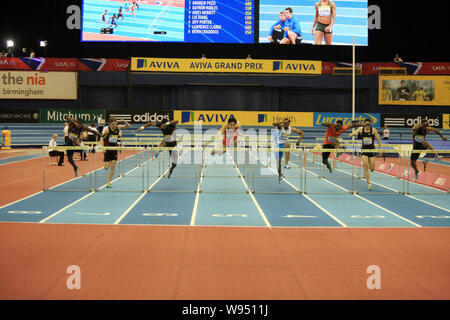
<box><xmin>0</xmin><ymin>146</ymin><xmax>449</xmax><ymax>299</ymax></box>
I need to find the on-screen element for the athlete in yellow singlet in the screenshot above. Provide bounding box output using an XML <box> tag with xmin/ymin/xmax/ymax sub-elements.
<box><xmin>312</xmin><ymin>0</ymin><xmax>336</xmax><ymax>45</ymax></box>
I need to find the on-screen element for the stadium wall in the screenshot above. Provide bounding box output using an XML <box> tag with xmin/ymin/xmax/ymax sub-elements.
<box><xmin>1</xmin><ymin>73</ymin><xmax>448</xmax><ymax>114</ymax></box>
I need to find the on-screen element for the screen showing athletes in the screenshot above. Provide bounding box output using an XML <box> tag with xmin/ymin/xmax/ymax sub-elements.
<box><xmin>81</xmin><ymin>0</ymin><xmax>255</xmax><ymax>43</ymax></box>
<box><xmin>259</xmin><ymin>0</ymin><xmax>368</xmax><ymax>45</ymax></box>
<box><xmin>381</xmin><ymin>79</ymin><xmax>436</xmax><ymax>102</ymax></box>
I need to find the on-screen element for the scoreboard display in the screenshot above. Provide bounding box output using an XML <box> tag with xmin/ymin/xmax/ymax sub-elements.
<box><xmin>185</xmin><ymin>0</ymin><xmax>254</xmax><ymax>43</ymax></box>
<box><xmin>81</xmin><ymin>0</ymin><xmax>255</xmax><ymax>43</ymax></box>
<box><xmin>81</xmin><ymin>0</ymin><xmax>368</xmax><ymax>46</ymax></box>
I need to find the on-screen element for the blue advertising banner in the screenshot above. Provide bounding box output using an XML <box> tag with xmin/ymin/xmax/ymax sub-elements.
<box><xmin>313</xmin><ymin>112</ymin><xmax>381</xmax><ymax>127</ymax></box>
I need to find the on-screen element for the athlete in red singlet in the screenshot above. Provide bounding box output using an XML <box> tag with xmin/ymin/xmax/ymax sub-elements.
<box><xmin>211</xmin><ymin>117</ymin><xmax>241</xmax><ymax>156</ymax></box>
<box><xmin>321</xmin><ymin>119</ymin><xmax>362</xmax><ymax>173</ymax></box>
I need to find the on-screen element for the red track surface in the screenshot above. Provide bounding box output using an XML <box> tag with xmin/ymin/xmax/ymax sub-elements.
<box><xmin>380</xmin><ymin>157</ymin><xmax>450</xmax><ymax>176</ymax></box>
<box><xmin>0</xmin><ymin>149</ymin><xmax>31</xmax><ymax>160</ymax></box>
<box><xmin>0</xmin><ymin>150</ymin><xmax>449</xmax><ymax>300</ymax></box>
<box><xmin>0</xmin><ymin>224</ymin><xmax>448</xmax><ymax>299</ymax></box>
<box><xmin>0</xmin><ymin>151</ymin><xmax>135</xmax><ymax>207</ymax></box>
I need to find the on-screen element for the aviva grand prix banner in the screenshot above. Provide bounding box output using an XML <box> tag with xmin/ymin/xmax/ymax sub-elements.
<box><xmin>379</xmin><ymin>75</ymin><xmax>450</xmax><ymax>106</ymax></box>
<box><xmin>0</xmin><ymin>71</ymin><xmax>77</xmax><ymax>100</ymax></box>
<box><xmin>174</xmin><ymin>110</ymin><xmax>314</xmax><ymax>127</ymax></box>
<box><xmin>132</xmin><ymin>58</ymin><xmax>322</xmax><ymax>75</ymax></box>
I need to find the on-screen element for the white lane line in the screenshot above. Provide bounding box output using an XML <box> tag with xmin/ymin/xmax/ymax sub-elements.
<box><xmin>39</xmin><ymin>151</ymin><xmax>155</xmax><ymax>223</ymax></box>
<box><xmin>302</xmin><ymin>154</ymin><xmax>422</xmax><ymax>227</ymax></box>
<box><xmin>0</xmin><ymin>154</ymin><xmax>44</xmax><ymax>166</ymax></box>
<box><xmin>334</xmin><ymin>160</ymin><xmax>450</xmax><ymax>213</ymax></box>
<box><xmin>115</xmin><ymin>150</ymin><xmax>189</xmax><ymax>225</ymax></box>
<box><xmin>190</xmin><ymin>151</ymin><xmax>207</xmax><ymax>226</ymax></box>
<box><xmin>8</xmin><ymin>210</ymin><xmax>42</xmax><ymax>215</ymax></box>
<box><xmin>250</xmin><ymin>151</ymin><xmax>346</xmax><ymax>228</ymax></box>
<box><xmin>229</xmin><ymin>152</ymin><xmax>272</xmax><ymax>229</ymax></box>
<box><xmin>0</xmin><ymin>153</ymin><xmax>137</xmax><ymax>212</ymax></box>
<box><xmin>74</xmin><ymin>212</ymin><xmax>111</xmax><ymax>216</ymax></box>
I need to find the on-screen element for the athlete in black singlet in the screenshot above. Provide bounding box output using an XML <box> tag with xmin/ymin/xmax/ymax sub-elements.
<box><xmin>411</xmin><ymin>120</ymin><xmax>447</xmax><ymax>179</ymax></box>
<box><xmin>138</xmin><ymin>119</ymin><xmax>179</xmax><ymax>178</ymax></box>
<box><xmin>100</xmin><ymin>117</ymin><xmax>130</xmax><ymax>188</ymax></box>
<box><xmin>66</xmin><ymin>117</ymin><xmax>103</xmax><ymax>176</ymax></box>
<box><xmin>349</xmin><ymin>118</ymin><xmax>382</xmax><ymax>190</ymax></box>
<box><xmin>118</xmin><ymin>7</ymin><xmax>124</xmax><ymax>21</ymax></box>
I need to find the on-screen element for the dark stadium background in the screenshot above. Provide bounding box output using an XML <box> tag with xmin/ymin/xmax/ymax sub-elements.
<box><xmin>1</xmin><ymin>1</ymin><xmax>445</xmax><ymax>61</ymax></box>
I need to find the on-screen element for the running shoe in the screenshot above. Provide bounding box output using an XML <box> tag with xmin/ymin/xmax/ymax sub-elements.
<box><xmin>106</xmin><ymin>183</ymin><xmax>112</xmax><ymax>188</ymax></box>
<box><xmin>326</xmin><ymin>162</ymin><xmax>333</xmax><ymax>173</ymax></box>
<box><xmin>154</xmin><ymin>151</ymin><xmax>159</xmax><ymax>159</ymax></box>
<box><xmin>284</xmin><ymin>165</ymin><xmax>291</xmax><ymax>169</ymax></box>
<box><xmin>167</xmin><ymin>169</ymin><xmax>173</xmax><ymax>178</ymax></box>
<box><xmin>368</xmin><ymin>184</ymin><xmax>372</xmax><ymax>191</ymax></box>
<box><xmin>74</xmin><ymin>166</ymin><xmax>78</xmax><ymax>177</ymax></box>
<box><xmin>413</xmin><ymin>171</ymin><xmax>420</xmax><ymax>180</ymax></box>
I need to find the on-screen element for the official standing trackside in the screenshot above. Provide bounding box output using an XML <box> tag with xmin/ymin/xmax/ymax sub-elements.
<box><xmin>48</xmin><ymin>134</ymin><xmax>65</xmax><ymax>166</ymax></box>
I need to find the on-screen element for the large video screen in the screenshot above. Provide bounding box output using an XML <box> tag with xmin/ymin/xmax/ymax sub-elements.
<box><xmin>81</xmin><ymin>0</ymin><xmax>255</xmax><ymax>43</ymax></box>
<box><xmin>259</xmin><ymin>0</ymin><xmax>368</xmax><ymax>46</ymax></box>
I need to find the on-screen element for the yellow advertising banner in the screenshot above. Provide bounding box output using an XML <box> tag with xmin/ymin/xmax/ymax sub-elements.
<box><xmin>0</xmin><ymin>71</ymin><xmax>77</xmax><ymax>100</ymax></box>
<box><xmin>379</xmin><ymin>75</ymin><xmax>450</xmax><ymax>106</ymax></box>
<box><xmin>132</xmin><ymin>57</ymin><xmax>322</xmax><ymax>75</ymax></box>
<box><xmin>444</xmin><ymin>114</ymin><xmax>450</xmax><ymax>129</ymax></box>
<box><xmin>174</xmin><ymin>110</ymin><xmax>314</xmax><ymax>127</ymax></box>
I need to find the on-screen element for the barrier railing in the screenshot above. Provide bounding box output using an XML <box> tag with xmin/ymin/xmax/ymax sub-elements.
<box><xmin>42</xmin><ymin>144</ymin><xmax>450</xmax><ymax>195</ymax></box>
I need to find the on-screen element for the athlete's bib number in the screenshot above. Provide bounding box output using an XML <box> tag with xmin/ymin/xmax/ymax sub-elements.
<box><xmin>318</xmin><ymin>5</ymin><xmax>331</xmax><ymax>16</ymax></box>
<box><xmin>328</xmin><ymin>136</ymin><xmax>337</xmax><ymax>143</ymax></box>
<box><xmin>109</xmin><ymin>135</ymin><xmax>119</xmax><ymax>144</ymax></box>
<box><xmin>363</xmin><ymin>137</ymin><xmax>373</xmax><ymax>146</ymax></box>
<box><xmin>164</xmin><ymin>135</ymin><xmax>175</xmax><ymax>142</ymax></box>
<box><xmin>279</xmin><ymin>133</ymin><xmax>289</xmax><ymax>143</ymax></box>
<box><xmin>414</xmin><ymin>135</ymin><xmax>425</xmax><ymax>143</ymax></box>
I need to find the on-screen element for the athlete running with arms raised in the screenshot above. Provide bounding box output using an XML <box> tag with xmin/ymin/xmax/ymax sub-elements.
<box><xmin>100</xmin><ymin>117</ymin><xmax>130</xmax><ymax>188</ymax></box>
<box><xmin>138</xmin><ymin>119</ymin><xmax>179</xmax><ymax>178</ymax></box>
<box><xmin>211</xmin><ymin>117</ymin><xmax>242</xmax><ymax>156</ymax></box>
<box><xmin>66</xmin><ymin>117</ymin><xmax>103</xmax><ymax>176</ymax></box>
<box><xmin>410</xmin><ymin>120</ymin><xmax>447</xmax><ymax>179</ymax></box>
<box><xmin>348</xmin><ymin>118</ymin><xmax>382</xmax><ymax>190</ymax></box>
<box><xmin>273</xmin><ymin>118</ymin><xmax>305</xmax><ymax>181</ymax></box>
<box><xmin>321</xmin><ymin>120</ymin><xmax>362</xmax><ymax>173</ymax></box>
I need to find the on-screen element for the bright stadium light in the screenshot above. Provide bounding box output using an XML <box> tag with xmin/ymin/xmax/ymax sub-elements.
<box><xmin>6</xmin><ymin>40</ymin><xmax>14</xmax><ymax>48</ymax></box>
<box><xmin>40</xmin><ymin>40</ymin><xmax>47</xmax><ymax>47</ymax></box>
